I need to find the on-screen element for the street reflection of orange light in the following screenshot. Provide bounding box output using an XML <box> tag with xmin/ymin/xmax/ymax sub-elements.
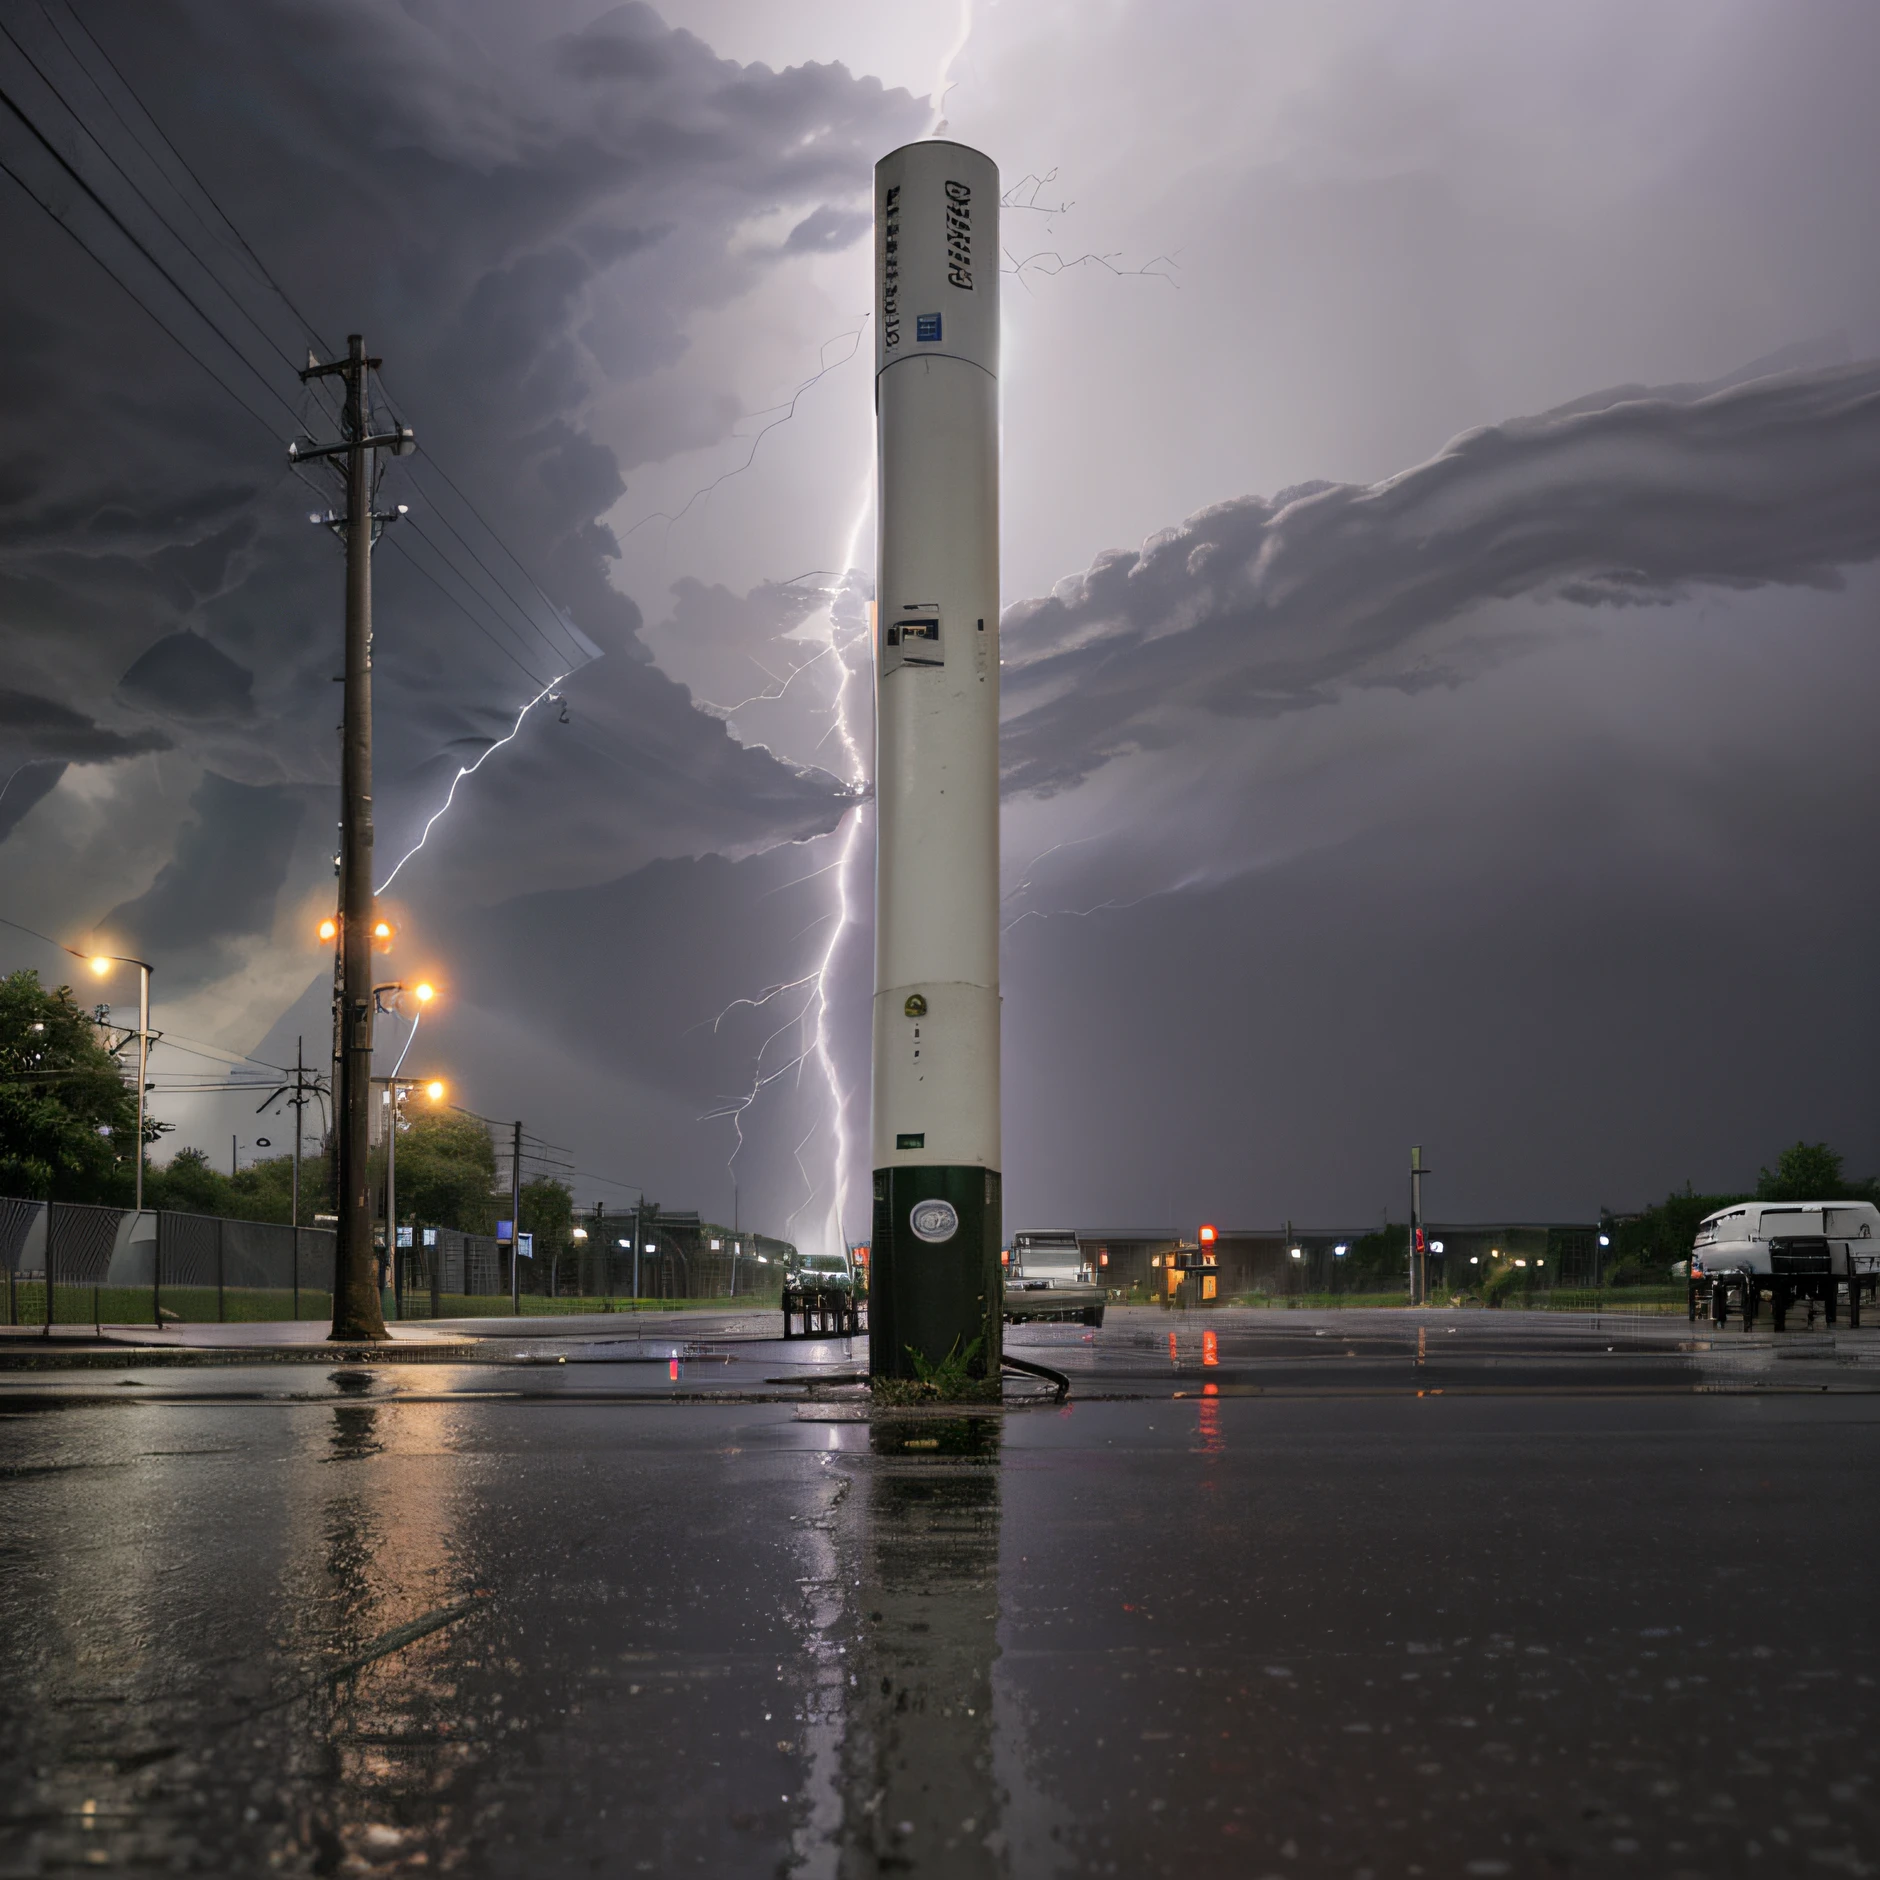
<box><xmin>1202</xmin><ymin>1330</ymin><xmax>1219</xmax><ymax>1366</ymax></box>
<box><xmin>1203</xmin><ymin>1381</ymin><xmax>1219</xmax><ymax>1397</ymax></box>
<box><xmin>1168</xmin><ymin>1332</ymin><xmax>1178</xmax><ymax>1364</ymax></box>
<box><xmin>317</xmin><ymin>917</ymin><xmax>337</xmax><ymax>942</ymax></box>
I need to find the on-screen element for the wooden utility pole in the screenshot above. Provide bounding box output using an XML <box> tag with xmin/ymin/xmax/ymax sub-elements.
<box><xmin>292</xmin><ymin>335</ymin><xmax>413</xmax><ymax>1342</ymax></box>
<box><xmin>510</xmin><ymin>1119</ymin><xmax>523</xmax><ymax>1314</ymax></box>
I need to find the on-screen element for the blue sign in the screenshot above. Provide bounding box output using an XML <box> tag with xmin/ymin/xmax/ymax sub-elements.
<box><xmin>916</xmin><ymin>312</ymin><xmax>941</xmax><ymax>342</ymax></box>
<box><xmin>497</xmin><ymin>1219</ymin><xmax>513</xmax><ymax>1242</ymax></box>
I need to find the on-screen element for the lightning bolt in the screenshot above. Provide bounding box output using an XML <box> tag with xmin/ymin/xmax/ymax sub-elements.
<box><xmin>621</xmin><ymin>316</ymin><xmax>871</xmax><ymax>540</ymax></box>
<box><xmin>375</xmin><ymin>675</ymin><xmax>568</xmax><ymax>894</ymax></box>
<box><xmin>705</xmin><ymin>485</ymin><xmax>873</xmax><ymax>1264</ymax></box>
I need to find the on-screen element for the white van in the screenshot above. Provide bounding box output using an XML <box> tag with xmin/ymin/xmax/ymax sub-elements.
<box><xmin>1689</xmin><ymin>1200</ymin><xmax>1880</xmax><ymax>1329</ymax></box>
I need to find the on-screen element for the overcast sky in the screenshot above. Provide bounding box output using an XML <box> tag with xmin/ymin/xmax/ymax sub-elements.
<box><xmin>2</xmin><ymin>0</ymin><xmax>1877</xmax><ymax>1248</ymax></box>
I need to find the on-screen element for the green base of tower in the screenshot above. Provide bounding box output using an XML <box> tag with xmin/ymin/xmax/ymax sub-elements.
<box><xmin>868</xmin><ymin>1165</ymin><xmax>1003</xmax><ymax>1382</ymax></box>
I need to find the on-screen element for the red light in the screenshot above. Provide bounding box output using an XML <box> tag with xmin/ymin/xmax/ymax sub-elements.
<box><xmin>1198</xmin><ymin>1223</ymin><xmax>1217</xmax><ymax>1245</ymax></box>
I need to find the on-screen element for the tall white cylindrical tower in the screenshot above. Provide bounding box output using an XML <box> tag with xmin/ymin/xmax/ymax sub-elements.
<box><xmin>868</xmin><ymin>140</ymin><xmax>1002</xmax><ymax>1380</ymax></box>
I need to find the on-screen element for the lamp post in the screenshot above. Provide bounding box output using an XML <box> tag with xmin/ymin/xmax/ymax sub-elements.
<box><xmin>373</xmin><ymin>1069</ymin><xmax>445</xmax><ymax>1315</ymax></box>
<box><xmin>369</xmin><ymin>978</ymin><xmax>437</xmax><ymax>1315</ymax></box>
<box><xmin>88</xmin><ymin>954</ymin><xmax>151</xmax><ymax>1210</ymax></box>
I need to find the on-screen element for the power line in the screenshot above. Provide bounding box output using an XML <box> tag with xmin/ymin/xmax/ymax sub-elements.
<box><xmin>382</xmin><ymin>529</ymin><xmax>559</xmax><ymax>689</ymax></box>
<box><xmin>397</xmin><ymin>473</ymin><xmax>587</xmax><ymax>669</ymax></box>
<box><xmin>401</xmin><ymin>513</ymin><xmax>565</xmax><ymax>679</ymax></box>
<box><xmin>0</xmin><ymin>10</ymin><xmax>304</xmax><ymax>385</ymax></box>
<box><xmin>0</xmin><ymin>27</ymin><xmax>574</xmax><ymax>689</ymax></box>
<box><xmin>0</xmin><ymin>145</ymin><xmax>285</xmax><ymax>441</ymax></box>
<box><xmin>53</xmin><ymin>0</ymin><xmax>331</xmax><ymax>357</ymax></box>
<box><xmin>0</xmin><ymin>56</ymin><xmax>302</xmax><ymax>429</ymax></box>
<box><xmin>40</xmin><ymin>4</ymin><xmax>586</xmax><ymax>682</ymax></box>
<box><xmin>371</xmin><ymin>376</ymin><xmax>588</xmax><ymax>663</ymax></box>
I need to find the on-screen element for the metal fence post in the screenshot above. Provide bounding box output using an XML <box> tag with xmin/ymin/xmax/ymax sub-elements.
<box><xmin>41</xmin><ymin>1198</ymin><xmax>53</xmax><ymax>1337</ymax></box>
<box><xmin>216</xmin><ymin>1215</ymin><xmax>225</xmax><ymax>1323</ymax></box>
<box><xmin>292</xmin><ymin>1223</ymin><xmax>300</xmax><ymax>1320</ymax></box>
<box><xmin>153</xmin><ymin>1210</ymin><xmax>162</xmax><ymax>1331</ymax></box>
<box><xmin>430</xmin><ymin>1230</ymin><xmax>440</xmax><ymax>1320</ymax></box>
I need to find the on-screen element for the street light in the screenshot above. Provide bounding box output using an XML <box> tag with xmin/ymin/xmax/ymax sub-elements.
<box><xmin>374</xmin><ymin>1071</ymin><xmax>447</xmax><ymax>1315</ymax></box>
<box><xmin>88</xmin><ymin>953</ymin><xmax>152</xmax><ymax>1211</ymax></box>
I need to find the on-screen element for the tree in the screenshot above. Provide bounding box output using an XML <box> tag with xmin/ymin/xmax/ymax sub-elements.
<box><xmin>390</xmin><ymin>1110</ymin><xmax>497</xmax><ymax>1234</ymax></box>
<box><xmin>520</xmin><ymin>1176</ymin><xmax>572</xmax><ymax>1255</ymax></box>
<box><xmin>143</xmin><ymin>1148</ymin><xmax>327</xmax><ymax>1223</ymax></box>
<box><xmin>1758</xmin><ymin>1141</ymin><xmax>1857</xmax><ymax>1202</ymax></box>
<box><xmin>521</xmin><ymin>1176</ymin><xmax>574</xmax><ymax>1289</ymax></box>
<box><xmin>0</xmin><ymin>969</ymin><xmax>141</xmax><ymax>1202</ymax></box>
<box><xmin>1344</xmin><ymin>1222</ymin><xmax>1408</xmax><ymax>1291</ymax></box>
<box><xmin>144</xmin><ymin>1147</ymin><xmax>230</xmax><ymax>1215</ymax></box>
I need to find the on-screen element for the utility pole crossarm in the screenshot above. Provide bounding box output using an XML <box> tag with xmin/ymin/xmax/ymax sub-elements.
<box><xmin>290</xmin><ymin>428</ymin><xmax>414</xmax><ymax>463</ymax></box>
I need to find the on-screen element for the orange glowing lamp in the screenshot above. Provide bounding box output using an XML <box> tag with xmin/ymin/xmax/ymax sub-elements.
<box><xmin>317</xmin><ymin>917</ymin><xmax>337</xmax><ymax>943</ymax></box>
<box><xmin>1198</xmin><ymin>1223</ymin><xmax>1217</xmax><ymax>1246</ymax></box>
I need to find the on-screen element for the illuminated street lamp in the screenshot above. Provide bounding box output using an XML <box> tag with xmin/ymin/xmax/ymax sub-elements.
<box><xmin>88</xmin><ymin>953</ymin><xmax>152</xmax><ymax>1210</ymax></box>
<box><xmin>374</xmin><ymin>1069</ymin><xmax>447</xmax><ymax>1315</ymax></box>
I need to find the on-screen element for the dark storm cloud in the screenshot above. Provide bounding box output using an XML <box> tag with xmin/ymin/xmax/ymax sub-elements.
<box><xmin>117</xmin><ymin>630</ymin><xmax>254</xmax><ymax>719</ymax></box>
<box><xmin>0</xmin><ymin>687</ymin><xmax>171</xmax><ymax>763</ymax></box>
<box><xmin>1000</xmin><ymin>361</ymin><xmax>1880</xmax><ymax>796</ymax></box>
<box><xmin>0</xmin><ymin>0</ymin><xmax>920</xmax><ymax>882</ymax></box>
<box><xmin>97</xmin><ymin>770</ymin><xmax>304</xmax><ymax>988</ymax></box>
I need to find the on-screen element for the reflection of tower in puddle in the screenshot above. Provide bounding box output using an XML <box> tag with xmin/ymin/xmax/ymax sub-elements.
<box><xmin>840</xmin><ymin>1416</ymin><xmax>1004</xmax><ymax>1877</ymax></box>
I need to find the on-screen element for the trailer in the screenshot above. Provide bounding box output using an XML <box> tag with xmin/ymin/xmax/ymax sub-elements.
<box><xmin>1687</xmin><ymin>1201</ymin><xmax>1880</xmax><ymax>1331</ymax></box>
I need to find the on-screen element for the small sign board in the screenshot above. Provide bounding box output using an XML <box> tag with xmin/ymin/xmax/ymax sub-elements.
<box><xmin>517</xmin><ymin>1231</ymin><xmax>534</xmax><ymax>1260</ymax></box>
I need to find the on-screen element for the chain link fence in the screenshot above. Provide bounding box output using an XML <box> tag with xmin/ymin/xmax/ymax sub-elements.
<box><xmin>1</xmin><ymin>1196</ymin><xmax>795</xmax><ymax>1327</ymax></box>
<box><xmin>0</xmin><ymin>1198</ymin><xmax>337</xmax><ymax>1326</ymax></box>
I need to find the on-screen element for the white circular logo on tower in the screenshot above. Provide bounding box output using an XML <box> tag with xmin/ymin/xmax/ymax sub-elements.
<box><xmin>910</xmin><ymin>1199</ymin><xmax>959</xmax><ymax>1244</ymax></box>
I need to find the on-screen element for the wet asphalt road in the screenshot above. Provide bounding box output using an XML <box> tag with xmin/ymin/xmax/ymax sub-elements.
<box><xmin>4</xmin><ymin>1308</ymin><xmax>1880</xmax><ymax>1878</ymax></box>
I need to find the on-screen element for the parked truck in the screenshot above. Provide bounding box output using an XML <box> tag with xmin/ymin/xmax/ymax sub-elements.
<box><xmin>1003</xmin><ymin>1230</ymin><xmax>1105</xmax><ymax>1327</ymax></box>
<box><xmin>1688</xmin><ymin>1200</ymin><xmax>1880</xmax><ymax>1330</ymax></box>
